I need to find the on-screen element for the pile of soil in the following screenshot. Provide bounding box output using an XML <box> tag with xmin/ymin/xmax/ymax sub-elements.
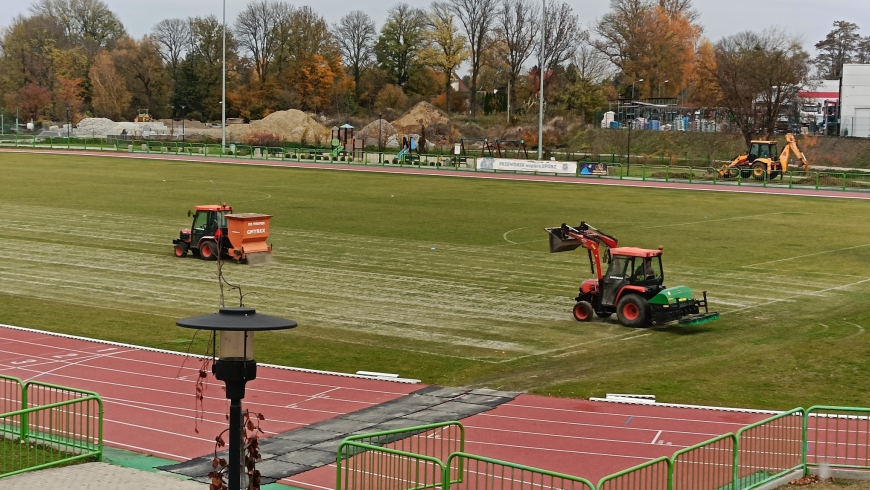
<box><xmin>250</xmin><ymin>109</ymin><xmax>330</xmax><ymax>144</ymax></box>
<box><xmin>392</xmin><ymin>102</ymin><xmax>451</xmax><ymax>132</ymax></box>
<box><xmin>356</xmin><ymin>119</ymin><xmax>397</xmax><ymax>147</ymax></box>
<box><xmin>72</xmin><ymin>118</ymin><xmax>115</xmax><ymax>137</ymax></box>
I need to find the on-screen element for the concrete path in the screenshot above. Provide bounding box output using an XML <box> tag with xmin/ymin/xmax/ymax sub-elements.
<box><xmin>1</xmin><ymin>463</ymin><xmax>207</xmax><ymax>489</ymax></box>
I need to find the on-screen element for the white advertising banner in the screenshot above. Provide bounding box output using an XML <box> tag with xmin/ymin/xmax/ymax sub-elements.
<box><xmin>476</xmin><ymin>157</ymin><xmax>577</xmax><ymax>175</ymax></box>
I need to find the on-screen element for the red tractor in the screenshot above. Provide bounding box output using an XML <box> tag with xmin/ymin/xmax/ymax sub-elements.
<box><xmin>546</xmin><ymin>222</ymin><xmax>718</xmax><ymax>328</ymax></box>
<box><xmin>173</xmin><ymin>204</ymin><xmax>273</xmax><ymax>264</ymax></box>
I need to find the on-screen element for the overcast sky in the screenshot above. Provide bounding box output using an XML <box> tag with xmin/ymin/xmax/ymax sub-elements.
<box><xmin>1</xmin><ymin>0</ymin><xmax>869</xmax><ymax>66</ymax></box>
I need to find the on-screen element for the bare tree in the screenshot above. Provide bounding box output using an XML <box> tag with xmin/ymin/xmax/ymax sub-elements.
<box><xmin>714</xmin><ymin>29</ymin><xmax>810</xmax><ymax>146</ymax></box>
<box><xmin>448</xmin><ymin>0</ymin><xmax>499</xmax><ymax>117</ymax></box>
<box><xmin>234</xmin><ymin>0</ymin><xmax>281</xmax><ymax>83</ymax></box>
<box><xmin>31</xmin><ymin>0</ymin><xmax>126</xmax><ymax>57</ymax></box>
<box><xmin>537</xmin><ymin>2</ymin><xmax>581</xmax><ymax>70</ymax></box>
<box><xmin>151</xmin><ymin>19</ymin><xmax>190</xmax><ymax>86</ymax></box>
<box><xmin>495</xmin><ymin>0</ymin><xmax>538</xmax><ymax>114</ymax></box>
<box><xmin>334</xmin><ymin>11</ymin><xmax>377</xmax><ymax>103</ymax></box>
<box><xmin>572</xmin><ymin>31</ymin><xmax>612</xmax><ymax>83</ymax></box>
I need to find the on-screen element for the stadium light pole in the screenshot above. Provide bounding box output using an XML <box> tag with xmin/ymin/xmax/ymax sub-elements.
<box><xmin>626</xmin><ymin>78</ymin><xmax>642</xmax><ymax>174</ymax></box>
<box><xmin>222</xmin><ymin>0</ymin><xmax>227</xmax><ymax>155</ymax></box>
<box><xmin>537</xmin><ymin>0</ymin><xmax>545</xmax><ymax>160</ymax></box>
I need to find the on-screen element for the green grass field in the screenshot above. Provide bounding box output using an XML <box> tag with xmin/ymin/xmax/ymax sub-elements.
<box><xmin>1</xmin><ymin>152</ymin><xmax>869</xmax><ymax>410</ymax></box>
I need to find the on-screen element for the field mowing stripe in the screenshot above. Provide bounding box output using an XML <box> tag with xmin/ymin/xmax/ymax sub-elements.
<box><xmin>723</xmin><ymin>277</ymin><xmax>870</xmax><ymax>314</ymax></box>
<box><xmin>627</xmin><ymin>211</ymin><xmax>789</xmax><ymax>230</ymax></box>
<box><xmin>500</xmin><ymin>330</ymin><xmax>639</xmax><ymax>362</ymax></box>
<box><xmin>742</xmin><ymin>242</ymin><xmax>870</xmax><ymax>267</ymax></box>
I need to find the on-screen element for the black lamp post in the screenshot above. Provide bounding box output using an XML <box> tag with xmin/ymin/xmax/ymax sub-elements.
<box><xmin>181</xmin><ymin>104</ymin><xmax>186</xmax><ymax>143</ymax></box>
<box><xmin>378</xmin><ymin>112</ymin><xmax>383</xmax><ymax>162</ymax></box>
<box><xmin>177</xmin><ymin>307</ymin><xmax>296</xmax><ymax>490</ymax></box>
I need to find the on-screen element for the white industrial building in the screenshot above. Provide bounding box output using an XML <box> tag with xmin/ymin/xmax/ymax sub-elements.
<box><xmin>840</xmin><ymin>64</ymin><xmax>870</xmax><ymax>138</ymax></box>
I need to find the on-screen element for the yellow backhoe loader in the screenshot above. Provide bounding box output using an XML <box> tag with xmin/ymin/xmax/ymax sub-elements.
<box><xmin>719</xmin><ymin>133</ymin><xmax>810</xmax><ymax>180</ymax></box>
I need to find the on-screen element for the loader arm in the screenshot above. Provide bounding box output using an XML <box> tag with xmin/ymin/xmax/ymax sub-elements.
<box><xmin>560</xmin><ymin>223</ymin><xmax>618</xmax><ymax>280</ymax></box>
<box><xmin>780</xmin><ymin>133</ymin><xmax>810</xmax><ymax>172</ymax></box>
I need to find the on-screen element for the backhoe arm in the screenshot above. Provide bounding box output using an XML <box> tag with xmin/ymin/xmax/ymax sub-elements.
<box><xmin>780</xmin><ymin>133</ymin><xmax>810</xmax><ymax>172</ymax></box>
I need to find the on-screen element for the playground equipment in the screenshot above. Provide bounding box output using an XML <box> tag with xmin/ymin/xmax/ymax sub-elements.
<box><xmin>493</xmin><ymin>139</ymin><xmax>529</xmax><ymax>158</ymax></box>
<box><xmin>456</xmin><ymin>138</ymin><xmax>493</xmax><ymax>166</ymax></box>
<box><xmin>330</xmin><ymin>124</ymin><xmax>364</xmax><ymax>160</ymax></box>
<box><xmin>396</xmin><ymin>135</ymin><xmax>420</xmax><ymax>163</ymax></box>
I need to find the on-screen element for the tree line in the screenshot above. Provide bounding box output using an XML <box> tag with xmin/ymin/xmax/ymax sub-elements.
<box><xmin>1</xmin><ymin>0</ymin><xmax>868</xmax><ymax>142</ymax></box>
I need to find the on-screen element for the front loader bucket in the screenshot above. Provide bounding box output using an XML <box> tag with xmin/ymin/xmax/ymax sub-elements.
<box><xmin>545</xmin><ymin>227</ymin><xmax>583</xmax><ymax>253</ymax></box>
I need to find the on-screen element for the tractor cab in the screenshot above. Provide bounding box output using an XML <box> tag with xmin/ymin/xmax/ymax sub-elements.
<box><xmin>599</xmin><ymin>248</ymin><xmax>665</xmax><ymax>306</ymax></box>
<box><xmin>748</xmin><ymin>141</ymin><xmax>777</xmax><ymax>162</ymax></box>
<box><xmin>174</xmin><ymin>204</ymin><xmax>233</xmax><ymax>259</ymax></box>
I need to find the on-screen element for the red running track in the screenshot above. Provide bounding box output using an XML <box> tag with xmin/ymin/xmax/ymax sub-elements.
<box><xmin>0</xmin><ymin>325</ymin><xmax>420</xmax><ymax>461</ymax></box>
<box><xmin>0</xmin><ymin>325</ymin><xmax>773</xmax><ymax>489</ymax></box>
<box><xmin>4</xmin><ymin>148</ymin><xmax>870</xmax><ymax>200</ymax></box>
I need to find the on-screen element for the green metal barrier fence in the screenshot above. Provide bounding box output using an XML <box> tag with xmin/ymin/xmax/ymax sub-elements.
<box><xmin>734</xmin><ymin>409</ymin><xmax>804</xmax><ymax>488</ymax></box>
<box><xmin>0</xmin><ymin>375</ymin><xmax>102</xmax><ymax>479</ymax></box>
<box><xmin>446</xmin><ymin>452</ymin><xmax>596</xmax><ymax>490</ymax></box>
<box><xmin>337</xmin><ymin>441</ymin><xmax>447</xmax><ymax>490</ymax></box>
<box><xmin>342</xmin><ymin>422</ymin><xmax>465</xmax><ymax>464</ymax></box>
<box><xmin>597</xmin><ymin>457</ymin><xmax>670</xmax><ymax>490</ymax></box>
<box><xmin>804</xmin><ymin>406</ymin><xmax>870</xmax><ymax>472</ymax></box>
<box><xmin>671</xmin><ymin>433</ymin><xmax>736</xmax><ymax>490</ymax></box>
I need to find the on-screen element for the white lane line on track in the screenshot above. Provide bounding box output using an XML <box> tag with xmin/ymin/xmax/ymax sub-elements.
<box><xmin>464</xmin><ymin>424</ymin><xmax>687</xmax><ymax>447</ymax></box>
<box><xmin>742</xmin><ymin>243</ymin><xmax>870</xmax><ymax>268</ymax></box>
<box><xmin>477</xmin><ymin>413</ymin><xmax>739</xmax><ymax>437</ymax></box>
<box><xmin>466</xmin><ymin>439</ymin><xmax>661</xmax><ymax>460</ymax></box>
<box><xmin>21</xmin><ymin>349</ymin><xmax>136</xmax><ymax>383</ymax></box>
<box><xmin>104</xmin><ymin>417</ymin><xmax>215</xmax><ymax>443</ymax></box>
<box><xmin>102</xmin><ymin>439</ymin><xmax>189</xmax><ymax>461</ymax></box>
<box><xmin>651</xmin><ymin>430</ymin><xmax>663</xmax><ymax>444</ymax></box>
<box><xmin>496</xmin><ymin>403</ymin><xmax>764</xmax><ymax>427</ymax></box>
<box><xmin>0</xmin><ymin>330</ymin><xmax>416</xmax><ymax>395</ymax></box>
<box><xmin>286</xmin><ymin>387</ymin><xmax>341</xmax><ymax>408</ymax></box>
<box><xmin>282</xmin><ymin>479</ymin><xmax>333</xmax><ymax>490</ymax></box>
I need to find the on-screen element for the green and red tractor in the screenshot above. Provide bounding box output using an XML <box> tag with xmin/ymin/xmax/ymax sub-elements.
<box><xmin>546</xmin><ymin>222</ymin><xmax>719</xmax><ymax>328</ymax></box>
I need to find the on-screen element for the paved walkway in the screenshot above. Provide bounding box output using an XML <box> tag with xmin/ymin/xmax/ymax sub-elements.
<box><xmin>1</xmin><ymin>463</ymin><xmax>206</xmax><ymax>489</ymax></box>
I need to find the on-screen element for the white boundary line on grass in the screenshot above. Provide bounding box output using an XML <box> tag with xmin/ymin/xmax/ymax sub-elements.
<box><xmin>742</xmin><ymin>243</ymin><xmax>870</xmax><ymax>268</ymax></box>
<box><xmin>0</xmin><ymin>323</ymin><xmax>420</xmax><ymax>384</ymax></box>
<box><xmin>588</xmin><ymin>397</ymin><xmax>782</xmax><ymax>415</ymax></box>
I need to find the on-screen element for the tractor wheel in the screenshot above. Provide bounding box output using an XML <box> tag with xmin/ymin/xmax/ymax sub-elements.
<box><xmin>616</xmin><ymin>295</ymin><xmax>650</xmax><ymax>328</ymax></box>
<box><xmin>199</xmin><ymin>241</ymin><xmax>218</xmax><ymax>261</ymax></box>
<box><xmin>751</xmin><ymin>162</ymin><xmax>767</xmax><ymax>181</ymax></box>
<box><xmin>596</xmin><ymin>311</ymin><xmax>613</xmax><ymax>319</ymax></box>
<box><xmin>573</xmin><ymin>301</ymin><xmax>594</xmax><ymax>322</ymax></box>
<box><xmin>174</xmin><ymin>244</ymin><xmax>188</xmax><ymax>258</ymax></box>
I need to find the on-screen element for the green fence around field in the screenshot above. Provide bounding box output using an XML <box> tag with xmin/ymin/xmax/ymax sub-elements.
<box><xmin>0</xmin><ymin>375</ymin><xmax>102</xmax><ymax>479</ymax></box>
<box><xmin>2</xmin><ymin>136</ymin><xmax>868</xmax><ymax>194</ymax></box>
<box><xmin>337</xmin><ymin>406</ymin><xmax>870</xmax><ymax>490</ymax></box>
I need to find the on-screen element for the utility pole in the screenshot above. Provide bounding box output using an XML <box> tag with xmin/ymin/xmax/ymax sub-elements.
<box><xmin>537</xmin><ymin>0</ymin><xmax>546</xmax><ymax>160</ymax></box>
<box><xmin>627</xmin><ymin>79</ymin><xmax>643</xmax><ymax>173</ymax></box>
<box><xmin>222</xmin><ymin>0</ymin><xmax>227</xmax><ymax>154</ymax></box>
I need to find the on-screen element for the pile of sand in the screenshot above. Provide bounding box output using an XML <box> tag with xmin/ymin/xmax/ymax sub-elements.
<box><xmin>392</xmin><ymin>102</ymin><xmax>451</xmax><ymax>131</ymax></box>
<box><xmin>72</xmin><ymin>118</ymin><xmax>115</xmax><ymax>137</ymax></box>
<box><xmin>355</xmin><ymin>119</ymin><xmax>397</xmax><ymax>147</ymax></box>
<box><xmin>250</xmin><ymin>109</ymin><xmax>329</xmax><ymax>144</ymax></box>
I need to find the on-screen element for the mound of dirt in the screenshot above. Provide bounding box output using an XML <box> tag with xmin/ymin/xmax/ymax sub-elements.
<box><xmin>73</xmin><ymin>118</ymin><xmax>115</xmax><ymax>137</ymax></box>
<box><xmin>356</xmin><ymin>119</ymin><xmax>397</xmax><ymax>147</ymax></box>
<box><xmin>392</xmin><ymin>102</ymin><xmax>451</xmax><ymax>131</ymax></box>
<box><xmin>250</xmin><ymin>110</ymin><xmax>329</xmax><ymax>144</ymax></box>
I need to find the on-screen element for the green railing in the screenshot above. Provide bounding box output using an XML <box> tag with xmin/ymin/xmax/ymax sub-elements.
<box><xmin>446</xmin><ymin>452</ymin><xmax>596</xmax><ymax>490</ymax></box>
<box><xmin>338</xmin><ymin>406</ymin><xmax>870</xmax><ymax>490</ymax></box>
<box><xmin>597</xmin><ymin>456</ymin><xmax>671</xmax><ymax>490</ymax></box>
<box><xmin>337</xmin><ymin>441</ymin><xmax>447</xmax><ymax>490</ymax></box>
<box><xmin>3</xmin><ymin>137</ymin><xmax>870</xmax><ymax>194</ymax></box>
<box><xmin>734</xmin><ymin>409</ymin><xmax>804</xmax><ymax>488</ymax></box>
<box><xmin>672</xmin><ymin>433</ymin><xmax>736</xmax><ymax>490</ymax></box>
<box><xmin>804</xmin><ymin>406</ymin><xmax>870</xmax><ymax>472</ymax></box>
<box><xmin>0</xmin><ymin>375</ymin><xmax>102</xmax><ymax>479</ymax></box>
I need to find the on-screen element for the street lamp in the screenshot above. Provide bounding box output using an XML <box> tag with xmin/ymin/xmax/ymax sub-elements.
<box><xmin>537</xmin><ymin>0</ymin><xmax>546</xmax><ymax>161</ymax></box>
<box><xmin>170</xmin><ymin>105</ymin><xmax>175</xmax><ymax>137</ymax></box>
<box><xmin>181</xmin><ymin>105</ymin><xmax>186</xmax><ymax>143</ymax></box>
<box><xmin>177</xmin><ymin>307</ymin><xmax>297</xmax><ymax>490</ymax></box>
<box><xmin>378</xmin><ymin>112</ymin><xmax>383</xmax><ymax>161</ymax></box>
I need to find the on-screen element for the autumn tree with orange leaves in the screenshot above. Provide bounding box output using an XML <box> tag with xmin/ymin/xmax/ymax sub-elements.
<box><xmin>594</xmin><ymin>0</ymin><xmax>701</xmax><ymax>100</ymax></box>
